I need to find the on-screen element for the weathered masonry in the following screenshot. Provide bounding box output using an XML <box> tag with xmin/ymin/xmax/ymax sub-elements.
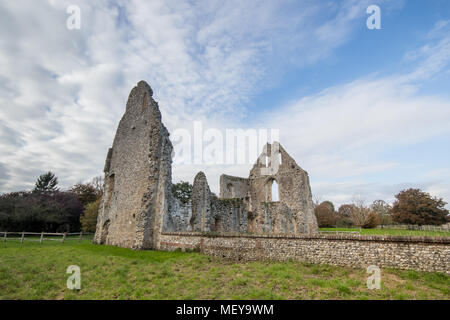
<box><xmin>94</xmin><ymin>81</ymin><xmax>450</xmax><ymax>274</ymax></box>
<box><xmin>159</xmin><ymin>232</ymin><xmax>450</xmax><ymax>274</ymax></box>
<box><xmin>164</xmin><ymin>142</ymin><xmax>318</xmax><ymax>236</ymax></box>
<box><xmin>95</xmin><ymin>80</ymin><xmax>318</xmax><ymax>249</ymax></box>
<box><xmin>94</xmin><ymin>81</ymin><xmax>173</xmax><ymax>249</ymax></box>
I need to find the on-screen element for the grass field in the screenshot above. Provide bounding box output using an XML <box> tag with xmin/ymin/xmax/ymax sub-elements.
<box><xmin>319</xmin><ymin>227</ymin><xmax>450</xmax><ymax>237</ymax></box>
<box><xmin>0</xmin><ymin>236</ymin><xmax>448</xmax><ymax>300</ymax></box>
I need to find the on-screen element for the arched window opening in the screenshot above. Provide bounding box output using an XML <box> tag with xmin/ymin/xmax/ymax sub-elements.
<box><xmin>265</xmin><ymin>155</ymin><xmax>269</xmax><ymax>167</ymax></box>
<box><xmin>227</xmin><ymin>183</ymin><xmax>235</xmax><ymax>198</ymax></box>
<box><xmin>271</xmin><ymin>180</ymin><xmax>279</xmax><ymax>202</ymax></box>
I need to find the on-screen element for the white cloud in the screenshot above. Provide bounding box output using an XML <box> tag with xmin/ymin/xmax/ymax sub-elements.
<box><xmin>0</xmin><ymin>0</ymin><xmax>373</xmax><ymax>192</ymax></box>
<box><xmin>255</xmin><ymin>31</ymin><xmax>450</xmax><ymax>207</ymax></box>
<box><xmin>1</xmin><ymin>0</ymin><xmax>448</xmax><ymax>210</ymax></box>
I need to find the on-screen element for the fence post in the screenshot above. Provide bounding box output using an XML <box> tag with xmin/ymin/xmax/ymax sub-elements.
<box><xmin>78</xmin><ymin>231</ymin><xmax>83</xmax><ymax>243</ymax></box>
<box><xmin>40</xmin><ymin>232</ymin><xmax>44</xmax><ymax>244</ymax></box>
<box><xmin>62</xmin><ymin>232</ymin><xmax>66</xmax><ymax>243</ymax></box>
<box><xmin>3</xmin><ymin>231</ymin><xmax>6</xmax><ymax>242</ymax></box>
<box><xmin>21</xmin><ymin>232</ymin><xmax>24</xmax><ymax>244</ymax></box>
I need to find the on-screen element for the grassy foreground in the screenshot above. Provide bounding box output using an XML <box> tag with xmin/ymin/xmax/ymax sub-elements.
<box><xmin>0</xmin><ymin>238</ymin><xmax>448</xmax><ymax>300</ymax></box>
<box><xmin>319</xmin><ymin>227</ymin><xmax>450</xmax><ymax>237</ymax></box>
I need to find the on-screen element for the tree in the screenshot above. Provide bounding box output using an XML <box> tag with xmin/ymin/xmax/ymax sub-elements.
<box><xmin>371</xmin><ymin>200</ymin><xmax>392</xmax><ymax>225</ymax></box>
<box><xmin>314</xmin><ymin>201</ymin><xmax>336</xmax><ymax>227</ymax></box>
<box><xmin>91</xmin><ymin>176</ymin><xmax>104</xmax><ymax>197</ymax></box>
<box><xmin>313</xmin><ymin>194</ymin><xmax>323</xmax><ymax>208</ymax></box>
<box><xmin>392</xmin><ymin>188</ymin><xmax>448</xmax><ymax>225</ymax></box>
<box><xmin>0</xmin><ymin>191</ymin><xmax>83</xmax><ymax>232</ymax></box>
<box><xmin>351</xmin><ymin>197</ymin><xmax>378</xmax><ymax>229</ymax></box>
<box><xmin>70</xmin><ymin>183</ymin><xmax>100</xmax><ymax>206</ymax></box>
<box><xmin>172</xmin><ymin>181</ymin><xmax>193</xmax><ymax>204</ymax></box>
<box><xmin>33</xmin><ymin>171</ymin><xmax>58</xmax><ymax>192</ymax></box>
<box><xmin>80</xmin><ymin>198</ymin><xmax>100</xmax><ymax>232</ymax></box>
<box><xmin>362</xmin><ymin>211</ymin><xmax>379</xmax><ymax>228</ymax></box>
<box><xmin>336</xmin><ymin>204</ymin><xmax>356</xmax><ymax>227</ymax></box>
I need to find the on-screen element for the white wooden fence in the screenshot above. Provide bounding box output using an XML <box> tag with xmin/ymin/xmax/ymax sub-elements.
<box><xmin>377</xmin><ymin>224</ymin><xmax>450</xmax><ymax>232</ymax></box>
<box><xmin>319</xmin><ymin>230</ymin><xmax>360</xmax><ymax>235</ymax></box>
<box><xmin>0</xmin><ymin>231</ymin><xmax>94</xmax><ymax>244</ymax></box>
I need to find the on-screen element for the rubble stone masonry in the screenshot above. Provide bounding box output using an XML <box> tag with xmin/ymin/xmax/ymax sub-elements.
<box><xmin>159</xmin><ymin>232</ymin><xmax>450</xmax><ymax>273</ymax></box>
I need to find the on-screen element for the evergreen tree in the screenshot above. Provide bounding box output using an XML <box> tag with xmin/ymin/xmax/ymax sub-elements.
<box><xmin>33</xmin><ymin>171</ymin><xmax>59</xmax><ymax>192</ymax></box>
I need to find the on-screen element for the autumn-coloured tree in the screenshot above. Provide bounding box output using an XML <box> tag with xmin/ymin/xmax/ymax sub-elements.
<box><xmin>70</xmin><ymin>183</ymin><xmax>100</xmax><ymax>206</ymax></box>
<box><xmin>351</xmin><ymin>197</ymin><xmax>378</xmax><ymax>229</ymax></box>
<box><xmin>80</xmin><ymin>198</ymin><xmax>100</xmax><ymax>232</ymax></box>
<box><xmin>314</xmin><ymin>201</ymin><xmax>336</xmax><ymax>227</ymax></box>
<box><xmin>392</xmin><ymin>188</ymin><xmax>448</xmax><ymax>225</ymax></box>
<box><xmin>362</xmin><ymin>211</ymin><xmax>379</xmax><ymax>228</ymax></box>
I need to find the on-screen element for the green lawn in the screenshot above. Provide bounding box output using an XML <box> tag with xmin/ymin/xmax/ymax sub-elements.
<box><xmin>0</xmin><ymin>239</ymin><xmax>448</xmax><ymax>300</ymax></box>
<box><xmin>319</xmin><ymin>227</ymin><xmax>450</xmax><ymax>237</ymax></box>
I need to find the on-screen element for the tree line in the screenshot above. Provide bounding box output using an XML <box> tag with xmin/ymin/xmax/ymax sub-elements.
<box><xmin>0</xmin><ymin>171</ymin><xmax>103</xmax><ymax>233</ymax></box>
<box><xmin>1</xmin><ymin>175</ymin><xmax>448</xmax><ymax>232</ymax></box>
<box><xmin>314</xmin><ymin>188</ymin><xmax>450</xmax><ymax>228</ymax></box>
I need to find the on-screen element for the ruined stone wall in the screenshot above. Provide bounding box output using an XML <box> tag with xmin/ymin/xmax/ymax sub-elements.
<box><xmin>190</xmin><ymin>172</ymin><xmax>212</xmax><ymax>232</ymax></box>
<box><xmin>94</xmin><ymin>82</ymin><xmax>319</xmax><ymax>249</ymax></box>
<box><xmin>256</xmin><ymin>202</ymin><xmax>303</xmax><ymax>234</ymax></box>
<box><xmin>94</xmin><ymin>81</ymin><xmax>173</xmax><ymax>250</ymax></box>
<box><xmin>159</xmin><ymin>232</ymin><xmax>450</xmax><ymax>274</ymax></box>
<box><xmin>210</xmin><ymin>198</ymin><xmax>247</xmax><ymax>233</ymax></box>
<box><xmin>219</xmin><ymin>174</ymin><xmax>249</xmax><ymax>199</ymax></box>
<box><xmin>248</xmin><ymin>143</ymin><xmax>318</xmax><ymax>235</ymax></box>
<box><xmin>183</xmin><ymin>172</ymin><xmax>247</xmax><ymax>233</ymax></box>
<box><xmin>164</xmin><ymin>198</ymin><xmax>192</xmax><ymax>232</ymax></box>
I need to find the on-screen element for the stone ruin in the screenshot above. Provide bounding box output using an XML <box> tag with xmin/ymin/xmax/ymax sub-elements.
<box><xmin>94</xmin><ymin>81</ymin><xmax>318</xmax><ymax>249</ymax></box>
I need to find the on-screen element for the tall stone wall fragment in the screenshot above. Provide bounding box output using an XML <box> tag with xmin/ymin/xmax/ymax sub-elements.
<box><xmin>94</xmin><ymin>81</ymin><xmax>173</xmax><ymax>249</ymax></box>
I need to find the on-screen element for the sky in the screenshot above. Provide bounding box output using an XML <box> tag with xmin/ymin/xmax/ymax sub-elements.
<box><xmin>0</xmin><ymin>0</ymin><xmax>450</xmax><ymax>208</ymax></box>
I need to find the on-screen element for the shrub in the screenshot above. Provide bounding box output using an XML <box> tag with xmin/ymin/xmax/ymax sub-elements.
<box><xmin>80</xmin><ymin>198</ymin><xmax>101</xmax><ymax>232</ymax></box>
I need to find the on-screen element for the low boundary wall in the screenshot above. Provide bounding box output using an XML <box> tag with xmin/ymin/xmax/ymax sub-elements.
<box><xmin>160</xmin><ymin>232</ymin><xmax>450</xmax><ymax>274</ymax></box>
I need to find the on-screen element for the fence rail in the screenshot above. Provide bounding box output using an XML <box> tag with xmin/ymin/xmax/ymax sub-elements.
<box><xmin>0</xmin><ymin>231</ymin><xmax>95</xmax><ymax>244</ymax></box>
<box><xmin>319</xmin><ymin>230</ymin><xmax>360</xmax><ymax>235</ymax></box>
<box><xmin>377</xmin><ymin>224</ymin><xmax>450</xmax><ymax>232</ymax></box>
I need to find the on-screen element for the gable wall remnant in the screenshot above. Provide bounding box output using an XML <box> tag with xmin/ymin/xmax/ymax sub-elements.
<box><xmin>247</xmin><ymin>143</ymin><xmax>318</xmax><ymax>235</ymax></box>
<box><xmin>94</xmin><ymin>81</ymin><xmax>173</xmax><ymax>250</ymax></box>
